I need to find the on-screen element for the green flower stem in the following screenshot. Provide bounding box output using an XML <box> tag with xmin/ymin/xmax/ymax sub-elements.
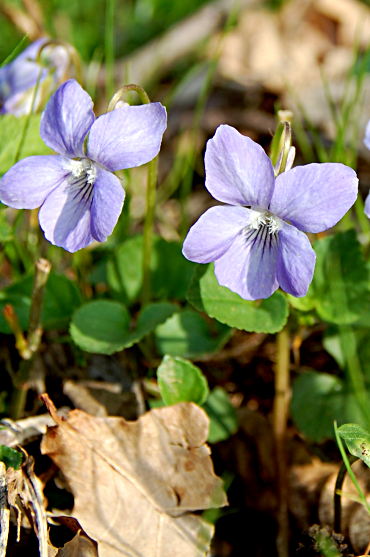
<box><xmin>105</xmin><ymin>0</ymin><xmax>116</xmax><ymax>100</ymax></box>
<box><xmin>38</xmin><ymin>39</ymin><xmax>83</xmax><ymax>84</ymax></box>
<box><xmin>338</xmin><ymin>325</ymin><xmax>370</xmax><ymax>428</ymax></box>
<box><xmin>141</xmin><ymin>156</ymin><xmax>158</xmax><ymax>305</ymax></box>
<box><xmin>10</xmin><ymin>258</ymin><xmax>51</xmax><ymax>419</ymax></box>
<box><xmin>273</xmin><ymin>326</ymin><xmax>291</xmax><ymax>557</ymax></box>
<box><xmin>108</xmin><ymin>84</ymin><xmax>157</xmax><ymax>306</ymax></box>
<box><xmin>14</xmin><ymin>67</ymin><xmax>43</xmax><ymax>164</ymax></box>
<box><xmin>108</xmin><ymin>84</ymin><xmax>150</xmax><ymax>110</ymax></box>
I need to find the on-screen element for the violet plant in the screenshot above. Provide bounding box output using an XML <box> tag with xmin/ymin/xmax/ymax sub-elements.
<box><xmin>182</xmin><ymin>124</ymin><xmax>358</xmax><ymax>300</ymax></box>
<box><xmin>0</xmin><ymin>38</ymin><xmax>70</xmax><ymax>116</ymax></box>
<box><xmin>1</xmin><ymin>35</ymin><xmax>370</xmax><ymax>557</ymax></box>
<box><xmin>0</xmin><ymin>79</ymin><xmax>167</xmax><ymax>252</ymax></box>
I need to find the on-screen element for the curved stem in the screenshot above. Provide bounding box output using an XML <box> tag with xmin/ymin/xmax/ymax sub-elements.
<box><xmin>108</xmin><ymin>84</ymin><xmax>150</xmax><ymax>111</ymax></box>
<box><xmin>141</xmin><ymin>156</ymin><xmax>158</xmax><ymax>305</ymax></box>
<box><xmin>37</xmin><ymin>39</ymin><xmax>83</xmax><ymax>83</ymax></box>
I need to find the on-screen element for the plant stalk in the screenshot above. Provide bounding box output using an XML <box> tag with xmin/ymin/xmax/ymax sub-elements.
<box><xmin>9</xmin><ymin>258</ymin><xmax>51</xmax><ymax>419</ymax></box>
<box><xmin>108</xmin><ymin>83</ymin><xmax>158</xmax><ymax>306</ymax></box>
<box><xmin>273</xmin><ymin>326</ymin><xmax>291</xmax><ymax>557</ymax></box>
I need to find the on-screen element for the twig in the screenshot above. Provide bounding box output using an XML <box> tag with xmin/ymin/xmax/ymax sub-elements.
<box><xmin>9</xmin><ymin>258</ymin><xmax>51</xmax><ymax>419</ymax></box>
<box><xmin>0</xmin><ymin>463</ymin><xmax>9</xmax><ymax>557</ymax></box>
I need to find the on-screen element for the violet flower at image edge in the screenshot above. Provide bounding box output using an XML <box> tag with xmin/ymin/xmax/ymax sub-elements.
<box><xmin>182</xmin><ymin>125</ymin><xmax>358</xmax><ymax>301</ymax></box>
<box><xmin>0</xmin><ymin>38</ymin><xmax>68</xmax><ymax>116</ymax></box>
<box><xmin>0</xmin><ymin>79</ymin><xmax>167</xmax><ymax>252</ymax></box>
<box><xmin>364</xmin><ymin>119</ymin><xmax>370</xmax><ymax>218</ymax></box>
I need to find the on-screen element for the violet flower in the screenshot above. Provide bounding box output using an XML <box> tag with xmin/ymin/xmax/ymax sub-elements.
<box><xmin>364</xmin><ymin>120</ymin><xmax>370</xmax><ymax>217</ymax></box>
<box><xmin>0</xmin><ymin>39</ymin><xmax>69</xmax><ymax>116</ymax></box>
<box><xmin>182</xmin><ymin>125</ymin><xmax>358</xmax><ymax>300</ymax></box>
<box><xmin>0</xmin><ymin>79</ymin><xmax>167</xmax><ymax>252</ymax></box>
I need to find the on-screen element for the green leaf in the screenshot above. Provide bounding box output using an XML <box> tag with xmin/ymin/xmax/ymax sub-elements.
<box><xmin>324</xmin><ymin>326</ymin><xmax>370</xmax><ymax>382</ymax></box>
<box><xmin>70</xmin><ymin>300</ymin><xmax>177</xmax><ymax>354</ymax></box>
<box><xmin>70</xmin><ymin>300</ymin><xmax>131</xmax><ymax>354</ymax></box>
<box><xmin>130</xmin><ymin>303</ymin><xmax>178</xmax><ymax>348</ymax></box>
<box><xmin>187</xmin><ymin>264</ymin><xmax>289</xmax><ymax>333</ymax></box>
<box><xmin>337</xmin><ymin>423</ymin><xmax>370</xmax><ymax>468</ymax></box>
<box><xmin>42</xmin><ymin>274</ymin><xmax>83</xmax><ymax>330</ymax></box>
<box><xmin>0</xmin><ymin>273</ymin><xmax>82</xmax><ymax>333</ymax></box>
<box><xmin>287</xmin><ymin>292</ymin><xmax>315</xmax><ymax>312</ymax></box>
<box><xmin>203</xmin><ymin>387</ymin><xmax>238</xmax><ymax>443</ymax></box>
<box><xmin>157</xmin><ymin>355</ymin><xmax>209</xmax><ymax>405</ymax></box>
<box><xmin>310</xmin><ymin>230</ymin><xmax>370</xmax><ymax>324</ymax></box>
<box><xmin>291</xmin><ymin>371</ymin><xmax>366</xmax><ymax>441</ymax></box>
<box><xmin>0</xmin><ymin>445</ymin><xmax>23</xmax><ymax>469</ymax></box>
<box><xmin>0</xmin><ymin>114</ymin><xmax>52</xmax><ymax>175</ymax></box>
<box><xmin>107</xmin><ymin>235</ymin><xmax>195</xmax><ymax>304</ymax></box>
<box><xmin>155</xmin><ymin>309</ymin><xmax>231</xmax><ymax>358</ymax></box>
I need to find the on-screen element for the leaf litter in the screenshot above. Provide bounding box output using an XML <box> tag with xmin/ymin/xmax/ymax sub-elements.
<box><xmin>40</xmin><ymin>394</ymin><xmax>227</xmax><ymax>557</ymax></box>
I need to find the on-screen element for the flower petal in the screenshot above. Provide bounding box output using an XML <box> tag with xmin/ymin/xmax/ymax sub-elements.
<box><xmin>3</xmin><ymin>39</ymin><xmax>47</xmax><ymax>97</ymax></box>
<box><xmin>90</xmin><ymin>168</ymin><xmax>125</xmax><ymax>241</ymax></box>
<box><xmin>39</xmin><ymin>175</ymin><xmax>94</xmax><ymax>252</ymax></box>
<box><xmin>276</xmin><ymin>223</ymin><xmax>316</xmax><ymax>297</ymax></box>
<box><xmin>40</xmin><ymin>79</ymin><xmax>95</xmax><ymax>157</ymax></box>
<box><xmin>182</xmin><ymin>206</ymin><xmax>252</xmax><ymax>263</ymax></box>
<box><xmin>0</xmin><ymin>155</ymin><xmax>67</xmax><ymax>209</ymax></box>
<box><xmin>269</xmin><ymin>163</ymin><xmax>358</xmax><ymax>233</ymax></box>
<box><xmin>214</xmin><ymin>226</ymin><xmax>279</xmax><ymax>300</ymax></box>
<box><xmin>364</xmin><ymin>120</ymin><xmax>370</xmax><ymax>151</ymax></box>
<box><xmin>87</xmin><ymin>103</ymin><xmax>167</xmax><ymax>171</ymax></box>
<box><xmin>365</xmin><ymin>192</ymin><xmax>370</xmax><ymax>218</ymax></box>
<box><xmin>204</xmin><ymin>125</ymin><xmax>275</xmax><ymax>207</ymax></box>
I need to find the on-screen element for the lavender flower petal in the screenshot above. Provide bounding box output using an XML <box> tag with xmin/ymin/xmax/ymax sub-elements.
<box><xmin>39</xmin><ymin>175</ymin><xmax>94</xmax><ymax>252</ymax></box>
<box><xmin>87</xmin><ymin>103</ymin><xmax>167</xmax><ymax>171</ymax></box>
<box><xmin>276</xmin><ymin>223</ymin><xmax>316</xmax><ymax>297</ymax></box>
<box><xmin>214</xmin><ymin>227</ymin><xmax>279</xmax><ymax>300</ymax></box>
<box><xmin>40</xmin><ymin>79</ymin><xmax>95</xmax><ymax>157</ymax></box>
<box><xmin>90</xmin><ymin>168</ymin><xmax>125</xmax><ymax>241</ymax></box>
<box><xmin>365</xmin><ymin>192</ymin><xmax>370</xmax><ymax>218</ymax></box>
<box><xmin>364</xmin><ymin>120</ymin><xmax>370</xmax><ymax>151</ymax></box>
<box><xmin>204</xmin><ymin>125</ymin><xmax>275</xmax><ymax>208</ymax></box>
<box><xmin>1</xmin><ymin>39</ymin><xmax>46</xmax><ymax>96</ymax></box>
<box><xmin>182</xmin><ymin>206</ymin><xmax>252</xmax><ymax>263</ymax></box>
<box><xmin>269</xmin><ymin>163</ymin><xmax>358</xmax><ymax>233</ymax></box>
<box><xmin>0</xmin><ymin>155</ymin><xmax>67</xmax><ymax>209</ymax></box>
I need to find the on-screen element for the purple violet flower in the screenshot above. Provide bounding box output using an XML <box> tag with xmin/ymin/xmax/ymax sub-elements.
<box><xmin>182</xmin><ymin>125</ymin><xmax>358</xmax><ymax>300</ymax></box>
<box><xmin>364</xmin><ymin>120</ymin><xmax>370</xmax><ymax>218</ymax></box>
<box><xmin>0</xmin><ymin>79</ymin><xmax>167</xmax><ymax>252</ymax></box>
<box><xmin>0</xmin><ymin>39</ymin><xmax>69</xmax><ymax>116</ymax></box>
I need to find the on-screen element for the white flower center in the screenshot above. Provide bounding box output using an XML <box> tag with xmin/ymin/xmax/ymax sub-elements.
<box><xmin>68</xmin><ymin>158</ymin><xmax>97</xmax><ymax>185</ymax></box>
<box><xmin>249</xmin><ymin>209</ymin><xmax>282</xmax><ymax>235</ymax></box>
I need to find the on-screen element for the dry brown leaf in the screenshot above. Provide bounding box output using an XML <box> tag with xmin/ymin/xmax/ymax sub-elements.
<box><xmin>54</xmin><ymin>531</ymin><xmax>98</xmax><ymax>557</ymax></box>
<box><xmin>41</xmin><ymin>395</ymin><xmax>227</xmax><ymax>557</ymax></box>
<box><xmin>5</xmin><ymin>454</ymin><xmax>50</xmax><ymax>557</ymax></box>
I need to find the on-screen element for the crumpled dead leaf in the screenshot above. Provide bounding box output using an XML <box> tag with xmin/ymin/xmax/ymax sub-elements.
<box><xmin>1</xmin><ymin>453</ymin><xmax>50</xmax><ymax>557</ymax></box>
<box><xmin>51</xmin><ymin>531</ymin><xmax>98</xmax><ymax>557</ymax></box>
<box><xmin>41</xmin><ymin>395</ymin><xmax>227</xmax><ymax>557</ymax></box>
